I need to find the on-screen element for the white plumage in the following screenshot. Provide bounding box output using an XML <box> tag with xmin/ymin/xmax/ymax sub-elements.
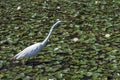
<box><xmin>13</xmin><ymin>20</ymin><xmax>61</xmax><ymax>60</ymax></box>
<box><xmin>14</xmin><ymin>43</ymin><xmax>43</xmax><ymax>59</ymax></box>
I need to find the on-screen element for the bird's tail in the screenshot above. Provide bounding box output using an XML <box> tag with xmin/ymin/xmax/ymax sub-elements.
<box><xmin>12</xmin><ymin>54</ymin><xmax>18</xmax><ymax>60</ymax></box>
<box><xmin>12</xmin><ymin>52</ymin><xmax>21</xmax><ymax>60</ymax></box>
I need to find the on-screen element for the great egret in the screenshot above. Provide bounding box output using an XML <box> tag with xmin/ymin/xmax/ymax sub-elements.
<box><xmin>13</xmin><ymin>20</ymin><xmax>61</xmax><ymax>60</ymax></box>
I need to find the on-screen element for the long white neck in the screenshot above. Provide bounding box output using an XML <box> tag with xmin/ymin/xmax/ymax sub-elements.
<box><xmin>42</xmin><ymin>20</ymin><xmax>61</xmax><ymax>46</ymax></box>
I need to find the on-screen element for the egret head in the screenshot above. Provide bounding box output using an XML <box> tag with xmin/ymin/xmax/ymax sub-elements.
<box><xmin>50</xmin><ymin>19</ymin><xmax>61</xmax><ymax>30</ymax></box>
<box><xmin>54</xmin><ymin>19</ymin><xmax>61</xmax><ymax>27</ymax></box>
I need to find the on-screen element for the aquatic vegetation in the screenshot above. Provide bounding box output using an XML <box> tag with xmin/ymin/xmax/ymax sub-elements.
<box><xmin>0</xmin><ymin>0</ymin><xmax>120</xmax><ymax>79</ymax></box>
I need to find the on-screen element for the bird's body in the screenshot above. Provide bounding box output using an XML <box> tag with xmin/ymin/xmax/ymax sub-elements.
<box><xmin>13</xmin><ymin>20</ymin><xmax>61</xmax><ymax>60</ymax></box>
<box><xmin>14</xmin><ymin>43</ymin><xmax>44</xmax><ymax>59</ymax></box>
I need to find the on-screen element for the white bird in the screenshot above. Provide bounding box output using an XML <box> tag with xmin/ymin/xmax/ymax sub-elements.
<box><xmin>13</xmin><ymin>20</ymin><xmax>61</xmax><ymax>60</ymax></box>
